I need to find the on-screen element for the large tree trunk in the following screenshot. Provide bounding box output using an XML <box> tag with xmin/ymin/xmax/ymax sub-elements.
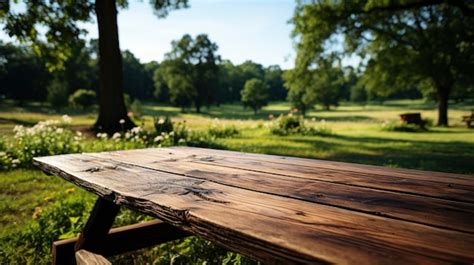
<box><xmin>437</xmin><ymin>90</ymin><xmax>449</xmax><ymax>126</ymax></box>
<box><xmin>94</xmin><ymin>0</ymin><xmax>134</xmax><ymax>133</ymax></box>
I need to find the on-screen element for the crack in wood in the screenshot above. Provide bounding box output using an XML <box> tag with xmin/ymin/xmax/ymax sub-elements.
<box><xmin>84</xmin><ymin>166</ymin><xmax>101</xmax><ymax>173</ymax></box>
<box><xmin>182</xmin><ymin>187</ymin><xmax>229</xmax><ymax>204</ymax></box>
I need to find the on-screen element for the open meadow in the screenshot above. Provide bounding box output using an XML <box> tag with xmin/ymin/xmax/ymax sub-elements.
<box><xmin>1</xmin><ymin>99</ymin><xmax>473</xmax><ymax>263</ymax></box>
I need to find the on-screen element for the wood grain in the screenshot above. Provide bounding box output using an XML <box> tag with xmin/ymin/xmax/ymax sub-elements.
<box><xmin>112</xmin><ymin>147</ymin><xmax>474</xmax><ymax>203</ymax></box>
<box><xmin>87</xmin><ymin>150</ymin><xmax>474</xmax><ymax>233</ymax></box>
<box><xmin>34</xmin><ymin>152</ymin><xmax>474</xmax><ymax>264</ymax></box>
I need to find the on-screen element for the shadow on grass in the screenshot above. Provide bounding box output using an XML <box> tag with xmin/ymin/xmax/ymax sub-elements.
<box><xmin>309</xmin><ymin>134</ymin><xmax>473</xmax><ymax>174</ymax></box>
<box><xmin>305</xmin><ymin>115</ymin><xmax>376</xmax><ymax>122</ymax></box>
<box><xmin>0</xmin><ymin>118</ymin><xmax>35</xmax><ymax>126</ymax></box>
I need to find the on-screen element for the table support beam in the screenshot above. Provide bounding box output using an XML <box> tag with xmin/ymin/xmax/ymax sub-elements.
<box><xmin>75</xmin><ymin>197</ymin><xmax>120</xmax><ymax>253</ymax></box>
<box><xmin>52</xmin><ymin>213</ymin><xmax>190</xmax><ymax>264</ymax></box>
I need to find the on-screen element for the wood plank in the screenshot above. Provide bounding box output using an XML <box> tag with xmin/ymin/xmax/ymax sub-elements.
<box><xmin>52</xmin><ymin>220</ymin><xmax>190</xmax><ymax>264</ymax></box>
<box><xmin>75</xmin><ymin>198</ymin><xmax>120</xmax><ymax>253</ymax></box>
<box><xmin>33</xmin><ymin>154</ymin><xmax>474</xmax><ymax>264</ymax></box>
<box><xmin>164</xmin><ymin>147</ymin><xmax>474</xmax><ymax>184</ymax></box>
<box><xmin>87</xmin><ymin>150</ymin><xmax>474</xmax><ymax>233</ymax></box>
<box><xmin>75</xmin><ymin>250</ymin><xmax>111</xmax><ymax>265</ymax></box>
<box><xmin>114</xmin><ymin>147</ymin><xmax>474</xmax><ymax>203</ymax></box>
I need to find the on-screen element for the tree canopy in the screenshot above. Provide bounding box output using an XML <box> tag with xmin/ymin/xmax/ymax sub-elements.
<box><xmin>1</xmin><ymin>0</ymin><xmax>188</xmax><ymax>133</ymax></box>
<box><xmin>241</xmin><ymin>78</ymin><xmax>269</xmax><ymax>115</ymax></box>
<box><xmin>290</xmin><ymin>0</ymin><xmax>474</xmax><ymax>125</ymax></box>
<box><xmin>158</xmin><ymin>34</ymin><xmax>220</xmax><ymax>112</ymax></box>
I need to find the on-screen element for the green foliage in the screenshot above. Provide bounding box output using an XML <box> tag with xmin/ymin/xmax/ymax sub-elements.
<box><xmin>290</xmin><ymin>1</ymin><xmax>474</xmax><ymax>125</ymax></box>
<box><xmin>129</xmin><ymin>99</ymin><xmax>144</xmax><ymax>118</ymax></box>
<box><xmin>47</xmin><ymin>78</ymin><xmax>69</xmax><ymax>110</ymax></box>
<box><xmin>122</xmin><ymin>50</ymin><xmax>154</xmax><ymax>100</ymax></box>
<box><xmin>68</xmin><ymin>89</ymin><xmax>97</xmax><ymax>109</ymax></box>
<box><xmin>381</xmin><ymin>121</ymin><xmax>427</xmax><ymax>132</ymax></box>
<box><xmin>208</xmin><ymin>121</ymin><xmax>240</xmax><ymax>138</ymax></box>
<box><xmin>163</xmin><ymin>34</ymin><xmax>220</xmax><ymax>112</ymax></box>
<box><xmin>0</xmin><ymin>116</ymin><xmax>81</xmax><ymax>170</ymax></box>
<box><xmin>152</xmin><ymin>117</ymin><xmax>188</xmax><ymax>146</ymax></box>
<box><xmin>284</xmin><ymin>55</ymin><xmax>345</xmax><ymax>113</ymax></box>
<box><xmin>241</xmin><ymin>78</ymin><xmax>269</xmax><ymax>114</ymax></box>
<box><xmin>158</xmin><ymin>59</ymin><xmax>196</xmax><ymax>111</ymax></box>
<box><xmin>0</xmin><ymin>42</ymin><xmax>51</xmax><ymax>102</ymax></box>
<box><xmin>154</xmin><ymin>116</ymin><xmax>174</xmax><ymax>134</ymax></box>
<box><xmin>0</xmin><ymin>195</ymin><xmax>93</xmax><ymax>264</ymax></box>
<box><xmin>264</xmin><ymin>65</ymin><xmax>287</xmax><ymax>101</ymax></box>
<box><xmin>270</xmin><ymin>112</ymin><xmax>332</xmax><ymax>136</ymax></box>
<box><xmin>350</xmin><ymin>82</ymin><xmax>368</xmax><ymax>103</ymax></box>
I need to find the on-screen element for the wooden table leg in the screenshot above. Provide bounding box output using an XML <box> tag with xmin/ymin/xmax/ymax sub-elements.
<box><xmin>52</xmin><ymin>197</ymin><xmax>120</xmax><ymax>265</ymax></box>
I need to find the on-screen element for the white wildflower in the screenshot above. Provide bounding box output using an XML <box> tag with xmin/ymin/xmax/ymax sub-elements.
<box><xmin>119</xmin><ymin>119</ymin><xmax>125</xmax><ymax>124</ymax></box>
<box><xmin>154</xmin><ymin>135</ymin><xmax>163</xmax><ymax>142</ymax></box>
<box><xmin>112</xmin><ymin>132</ymin><xmax>121</xmax><ymax>139</ymax></box>
<box><xmin>131</xmin><ymin>127</ymin><xmax>142</xmax><ymax>134</ymax></box>
<box><xmin>61</xmin><ymin>115</ymin><xmax>72</xmax><ymax>124</ymax></box>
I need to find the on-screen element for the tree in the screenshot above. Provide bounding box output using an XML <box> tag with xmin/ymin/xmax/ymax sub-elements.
<box><xmin>264</xmin><ymin>65</ymin><xmax>287</xmax><ymax>101</ymax></box>
<box><xmin>240</xmin><ymin>78</ymin><xmax>269</xmax><ymax>115</ymax></box>
<box><xmin>1</xmin><ymin>0</ymin><xmax>188</xmax><ymax>133</ymax></box>
<box><xmin>47</xmin><ymin>78</ymin><xmax>69</xmax><ymax>111</ymax></box>
<box><xmin>165</xmin><ymin>34</ymin><xmax>220</xmax><ymax>112</ymax></box>
<box><xmin>290</xmin><ymin>1</ymin><xmax>474</xmax><ymax>126</ymax></box>
<box><xmin>283</xmin><ymin>69</ymin><xmax>315</xmax><ymax>116</ymax></box>
<box><xmin>0</xmin><ymin>41</ymin><xmax>50</xmax><ymax>103</ymax></box>
<box><xmin>156</xmin><ymin>59</ymin><xmax>195</xmax><ymax>112</ymax></box>
<box><xmin>284</xmin><ymin>56</ymin><xmax>345</xmax><ymax>112</ymax></box>
<box><xmin>122</xmin><ymin>50</ymin><xmax>151</xmax><ymax>100</ymax></box>
<box><xmin>313</xmin><ymin>57</ymin><xmax>345</xmax><ymax>110</ymax></box>
<box><xmin>69</xmin><ymin>89</ymin><xmax>97</xmax><ymax>109</ymax></box>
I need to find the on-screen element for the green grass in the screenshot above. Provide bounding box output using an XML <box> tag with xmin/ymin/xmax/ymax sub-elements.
<box><xmin>0</xmin><ymin>169</ymin><xmax>92</xmax><ymax>238</ymax></box>
<box><xmin>1</xmin><ymin>99</ymin><xmax>473</xmax><ymax>262</ymax></box>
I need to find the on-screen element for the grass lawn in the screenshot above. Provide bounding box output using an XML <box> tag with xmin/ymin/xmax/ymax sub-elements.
<box><xmin>1</xmin><ymin>99</ymin><xmax>473</xmax><ymax>262</ymax></box>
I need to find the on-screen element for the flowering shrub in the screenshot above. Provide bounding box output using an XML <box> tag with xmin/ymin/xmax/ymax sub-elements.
<box><xmin>154</xmin><ymin>116</ymin><xmax>174</xmax><ymax>135</ymax></box>
<box><xmin>1</xmin><ymin>115</ymin><xmax>83</xmax><ymax>170</ymax></box>
<box><xmin>270</xmin><ymin>112</ymin><xmax>332</xmax><ymax>136</ymax></box>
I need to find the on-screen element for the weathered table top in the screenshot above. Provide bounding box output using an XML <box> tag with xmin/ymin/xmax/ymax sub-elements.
<box><xmin>33</xmin><ymin>147</ymin><xmax>474</xmax><ymax>264</ymax></box>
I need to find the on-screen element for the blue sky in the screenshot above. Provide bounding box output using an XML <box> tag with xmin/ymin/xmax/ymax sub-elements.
<box><xmin>1</xmin><ymin>0</ymin><xmax>297</xmax><ymax>68</ymax></box>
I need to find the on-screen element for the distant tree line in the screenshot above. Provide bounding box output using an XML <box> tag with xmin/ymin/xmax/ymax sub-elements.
<box><xmin>1</xmin><ymin>31</ymin><xmax>471</xmax><ymax>116</ymax></box>
<box><xmin>0</xmin><ymin>36</ymin><xmax>288</xmax><ymax>112</ymax></box>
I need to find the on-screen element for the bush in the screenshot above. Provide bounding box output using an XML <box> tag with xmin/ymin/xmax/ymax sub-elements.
<box><xmin>154</xmin><ymin>116</ymin><xmax>174</xmax><ymax>135</ymax></box>
<box><xmin>270</xmin><ymin>113</ymin><xmax>332</xmax><ymax>136</ymax></box>
<box><xmin>208</xmin><ymin>121</ymin><xmax>240</xmax><ymax>138</ymax></box>
<box><xmin>68</xmin><ymin>89</ymin><xmax>96</xmax><ymax>109</ymax></box>
<box><xmin>381</xmin><ymin>121</ymin><xmax>428</xmax><ymax>132</ymax></box>
<box><xmin>0</xmin><ymin>115</ymin><xmax>82</xmax><ymax>170</ymax></box>
<box><xmin>47</xmin><ymin>79</ymin><xmax>69</xmax><ymax>110</ymax></box>
<box><xmin>0</xmin><ymin>195</ymin><xmax>93</xmax><ymax>264</ymax></box>
<box><xmin>129</xmin><ymin>99</ymin><xmax>144</xmax><ymax>118</ymax></box>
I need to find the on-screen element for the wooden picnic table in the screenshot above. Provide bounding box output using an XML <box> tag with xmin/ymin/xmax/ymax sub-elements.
<box><xmin>33</xmin><ymin>147</ymin><xmax>474</xmax><ymax>264</ymax></box>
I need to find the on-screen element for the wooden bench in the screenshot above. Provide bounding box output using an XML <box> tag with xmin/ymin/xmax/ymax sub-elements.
<box><xmin>399</xmin><ymin>112</ymin><xmax>426</xmax><ymax>127</ymax></box>
<box><xmin>462</xmin><ymin>110</ymin><xmax>474</xmax><ymax>128</ymax></box>
<box><xmin>33</xmin><ymin>147</ymin><xmax>474</xmax><ymax>264</ymax></box>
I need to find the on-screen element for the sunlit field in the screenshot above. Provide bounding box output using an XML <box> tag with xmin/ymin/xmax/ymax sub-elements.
<box><xmin>1</xmin><ymin>99</ymin><xmax>473</xmax><ymax>263</ymax></box>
